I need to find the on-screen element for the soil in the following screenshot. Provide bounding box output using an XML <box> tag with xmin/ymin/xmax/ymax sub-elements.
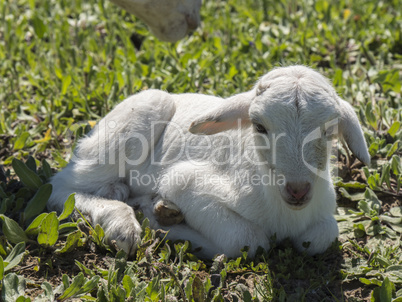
<box><xmin>11</xmin><ymin>247</ymin><xmax>111</xmax><ymax>299</ymax></box>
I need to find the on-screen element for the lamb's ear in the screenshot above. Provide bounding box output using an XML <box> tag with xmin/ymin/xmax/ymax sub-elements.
<box><xmin>189</xmin><ymin>92</ymin><xmax>253</xmax><ymax>135</ymax></box>
<box><xmin>338</xmin><ymin>98</ymin><xmax>370</xmax><ymax>165</ymax></box>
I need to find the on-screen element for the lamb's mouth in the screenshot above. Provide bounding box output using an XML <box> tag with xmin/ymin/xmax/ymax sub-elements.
<box><xmin>284</xmin><ymin>199</ymin><xmax>310</xmax><ymax>210</ymax></box>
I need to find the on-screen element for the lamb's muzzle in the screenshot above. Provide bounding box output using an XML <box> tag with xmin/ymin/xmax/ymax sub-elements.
<box><xmin>285</xmin><ymin>182</ymin><xmax>311</xmax><ymax>207</ymax></box>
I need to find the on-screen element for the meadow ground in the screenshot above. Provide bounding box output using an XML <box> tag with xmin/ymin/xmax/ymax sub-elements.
<box><xmin>0</xmin><ymin>0</ymin><xmax>401</xmax><ymax>301</ymax></box>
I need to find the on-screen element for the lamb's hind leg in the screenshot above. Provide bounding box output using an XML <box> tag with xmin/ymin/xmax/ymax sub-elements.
<box><xmin>48</xmin><ymin>90</ymin><xmax>177</xmax><ymax>256</ymax></box>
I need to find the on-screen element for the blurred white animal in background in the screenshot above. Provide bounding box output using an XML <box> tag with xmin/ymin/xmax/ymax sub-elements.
<box><xmin>111</xmin><ymin>0</ymin><xmax>202</xmax><ymax>42</ymax></box>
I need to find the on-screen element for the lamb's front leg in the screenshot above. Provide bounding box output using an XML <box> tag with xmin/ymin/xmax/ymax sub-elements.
<box><xmin>74</xmin><ymin>194</ymin><xmax>142</xmax><ymax>256</ymax></box>
<box><xmin>292</xmin><ymin>216</ymin><xmax>338</xmax><ymax>255</ymax></box>
<box><xmin>48</xmin><ymin>169</ymin><xmax>142</xmax><ymax>257</ymax></box>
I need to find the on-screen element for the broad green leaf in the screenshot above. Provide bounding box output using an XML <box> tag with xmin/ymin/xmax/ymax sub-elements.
<box><xmin>387</xmin><ymin>121</ymin><xmax>400</xmax><ymax>138</ymax></box>
<box><xmin>39</xmin><ymin>282</ymin><xmax>54</xmax><ymax>301</ymax></box>
<box><xmin>58</xmin><ymin>222</ymin><xmax>78</xmax><ymax>232</ymax></box>
<box><xmin>62</xmin><ymin>274</ymin><xmax>70</xmax><ymax>291</ymax></box>
<box><xmin>41</xmin><ymin>159</ymin><xmax>53</xmax><ymax>180</ymax></box>
<box><xmin>91</xmin><ymin>224</ymin><xmax>105</xmax><ymax>246</ymax></box>
<box><xmin>358</xmin><ymin>200</ymin><xmax>375</xmax><ymax>216</ymax></box>
<box><xmin>58</xmin><ymin>274</ymin><xmax>99</xmax><ymax>300</ymax></box>
<box><xmin>364</xmin><ymin>189</ymin><xmax>382</xmax><ymax>214</ymax></box>
<box><xmin>391</xmin><ymin>155</ymin><xmax>401</xmax><ymax>175</ymax></box>
<box><xmin>335</xmin><ymin>181</ymin><xmax>366</xmax><ymax>190</ymax></box>
<box><xmin>382</xmin><ymin>69</ymin><xmax>401</xmax><ymax>93</ymax></box>
<box><xmin>380</xmin><ymin>164</ymin><xmax>391</xmax><ymax>189</ymax></box>
<box><xmin>25</xmin><ymin>156</ymin><xmax>37</xmax><ymax>173</ymax></box>
<box><xmin>390</xmin><ymin>207</ymin><xmax>402</xmax><ymax>217</ymax></box>
<box><xmin>16</xmin><ymin>295</ymin><xmax>31</xmax><ymax>301</ymax></box>
<box><xmin>79</xmin><ymin>275</ymin><xmax>100</xmax><ymax>296</ymax></box>
<box><xmin>386</xmin><ymin>265</ymin><xmax>402</xmax><ymax>272</ymax></box>
<box><xmin>0</xmin><ymin>256</ymin><xmax>4</xmax><ymax>281</ymax></box>
<box><xmin>0</xmin><ymin>215</ymin><xmax>29</xmax><ymax>244</ymax></box>
<box><xmin>333</xmin><ymin>68</ymin><xmax>343</xmax><ymax>86</ymax></box>
<box><xmin>338</xmin><ymin>188</ymin><xmax>365</xmax><ymax>201</ymax></box>
<box><xmin>379</xmin><ymin>215</ymin><xmax>402</xmax><ymax>224</ymax></box>
<box><xmin>1</xmin><ymin>273</ymin><xmax>27</xmax><ymax>302</ymax></box>
<box><xmin>192</xmin><ymin>276</ymin><xmax>205</xmax><ymax>302</ymax></box>
<box><xmin>228</xmin><ymin>65</ymin><xmax>238</xmax><ymax>79</ymax></box>
<box><xmin>4</xmin><ymin>242</ymin><xmax>26</xmax><ymax>272</ymax></box>
<box><xmin>353</xmin><ymin>223</ymin><xmax>366</xmax><ymax>238</ymax></box>
<box><xmin>0</xmin><ymin>185</ymin><xmax>7</xmax><ymax>199</ymax></box>
<box><xmin>61</xmin><ymin>75</ymin><xmax>72</xmax><ymax>95</ymax></box>
<box><xmin>0</xmin><ymin>197</ymin><xmax>11</xmax><ymax>214</ymax></box>
<box><xmin>115</xmin><ymin>250</ymin><xmax>128</xmax><ymax>282</ymax></box>
<box><xmin>23</xmin><ymin>183</ymin><xmax>52</xmax><ymax>223</ymax></box>
<box><xmin>0</xmin><ymin>238</ymin><xmax>6</xmax><ymax>258</ymax></box>
<box><xmin>367</xmin><ymin>175</ymin><xmax>380</xmax><ymax>190</ymax></box>
<box><xmin>369</xmin><ymin>141</ymin><xmax>379</xmax><ymax>157</ymax></box>
<box><xmin>75</xmin><ymin>260</ymin><xmax>96</xmax><ymax>278</ymax></box>
<box><xmin>123</xmin><ymin>275</ymin><xmax>135</xmax><ymax>298</ymax></box>
<box><xmin>362</xmin><ymin>166</ymin><xmax>371</xmax><ymax>180</ymax></box>
<box><xmin>51</xmin><ymin>151</ymin><xmax>68</xmax><ymax>168</ymax></box>
<box><xmin>389</xmin><ymin>224</ymin><xmax>402</xmax><ymax>234</ymax></box>
<box><xmin>56</xmin><ymin>230</ymin><xmax>83</xmax><ymax>254</ymax></box>
<box><xmin>146</xmin><ymin>277</ymin><xmax>160</xmax><ymax>301</ymax></box>
<box><xmin>37</xmin><ymin>212</ymin><xmax>59</xmax><ymax>247</ymax></box>
<box><xmin>360</xmin><ymin>277</ymin><xmax>382</xmax><ymax>286</ymax></box>
<box><xmin>58</xmin><ymin>193</ymin><xmax>76</xmax><ymax>221</ymax></box>
<box><xmin>365</xmin><ymin>103</ymin><xmax>377</xmax><ymax>130</ymax></box>
<box><xmin>25</xmin><ymin>213</ymin><xmax>48</xmax><ymax>236</ymax></box>
<box><xmin>243</xmin><ymin>290</ymin><xmax>253</xmax><ymax>302</ymax></box>
<box><xmin>12</xmin><ymin>158</ymin><xmax>43</xmax><ymax>191</ymax></box>
<box><xmin>371</xmin><ymin>277</ymin><xmax>395</xmax><ymax>302</ymax></box>
<box><xmin>386</xmin><ymin>142</ymin><xmax>399</xmax><ymax>158</ymax></box>
<box><xmin>96</xmin><ymin>285</ymin><xmax>108</xmax><ymax>302</ymax></box>
<box><xmin>13</xmin><ymin>132</ymin><xmax>30</xmax><ymax>151</ymax></box>
<box><xmin>58</xmin><ymin>273</ymin><xmax>85</xmax><ymax>300</ymax></box>
<box><xmin>32</xmin><ymin>15</ymin><xmax>47</xmax><ymax>38</ymax></box>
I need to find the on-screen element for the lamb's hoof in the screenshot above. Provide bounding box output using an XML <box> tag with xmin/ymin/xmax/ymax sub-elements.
<box><xmin>153</xmin><ymin>199</ymin><xmax>184</xmax><ymax>226</ymax></box>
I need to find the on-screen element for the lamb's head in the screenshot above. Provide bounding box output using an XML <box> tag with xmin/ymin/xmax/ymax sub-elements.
<box><xmin>111</xmin><ymin>0</ymin><xmax>202</xmax><ymax>42</ymax></box>
<box><xmin>190</xmin><ymin>65</ymin><xmax>370</xmax><ymax>209</ymax></box>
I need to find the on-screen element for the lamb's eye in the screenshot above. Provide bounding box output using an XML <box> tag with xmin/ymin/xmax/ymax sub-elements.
<box><xmin>254</xmin><ymin>123</ymin><xmax>268</xmax><ymax>134</ymax></box>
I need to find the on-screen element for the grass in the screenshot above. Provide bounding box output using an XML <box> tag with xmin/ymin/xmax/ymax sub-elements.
<box><xmin>0</xmin><ymin>0</ymin><xmax>402</xmax><ymax>300</ymax></box>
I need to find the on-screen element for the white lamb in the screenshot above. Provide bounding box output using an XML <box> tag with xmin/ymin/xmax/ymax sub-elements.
<box><xmin>48</xmin><ymin>65</ymin><xmax>370</xmax><ymax>258</ymax></box>
<box><xmin>110</xmin><ymin>0</ymin><xmax>202</xmax><ymax>42</ymax></box>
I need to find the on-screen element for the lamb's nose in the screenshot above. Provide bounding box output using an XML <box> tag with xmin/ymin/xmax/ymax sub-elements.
<box><xmin>286</xmin><ymin>182</ymin><xmax>310</xmax><ymax>200</ymax></box>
